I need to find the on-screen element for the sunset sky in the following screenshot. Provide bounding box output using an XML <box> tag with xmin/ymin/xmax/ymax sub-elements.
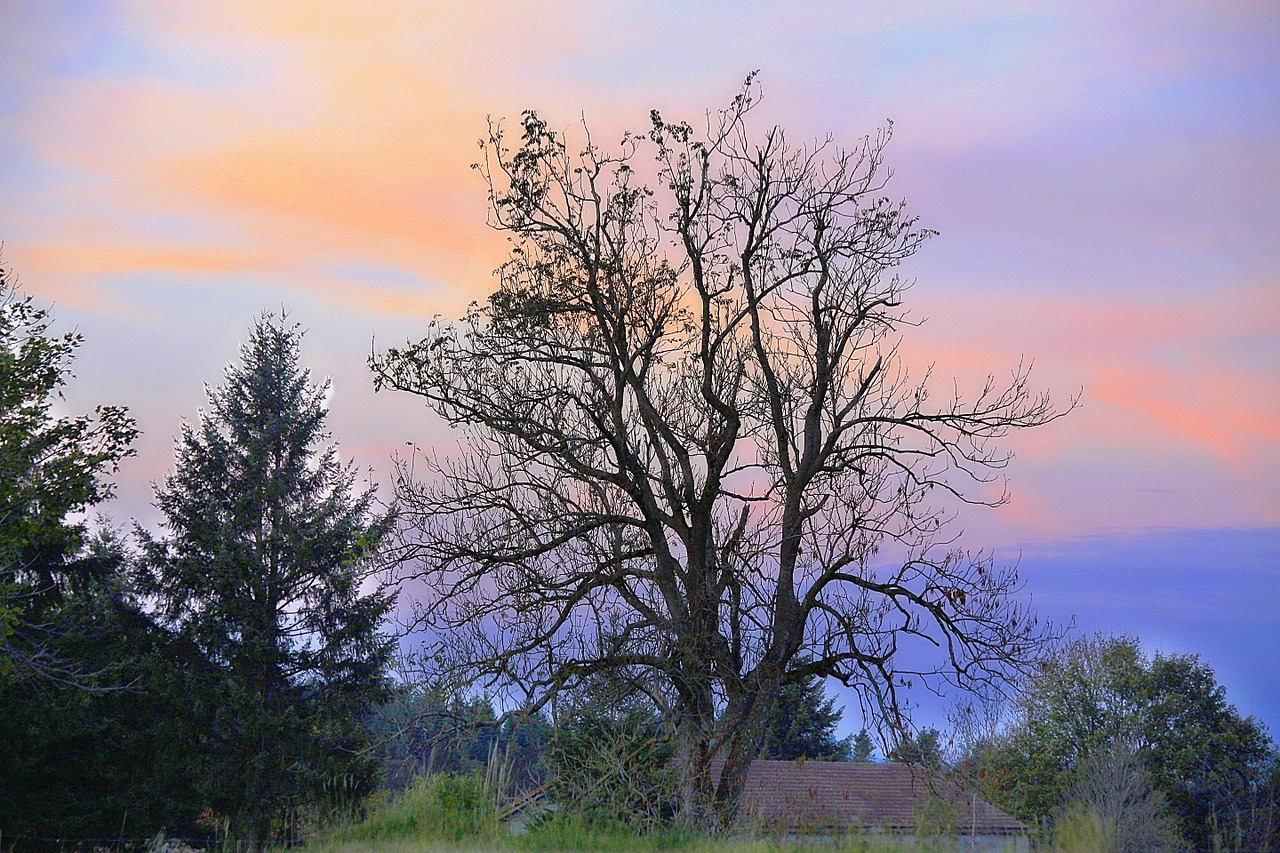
<box><xmin>3</xmin><ymin>2</ymin><xmax>1277</xmax><ymax>733</ymax></box>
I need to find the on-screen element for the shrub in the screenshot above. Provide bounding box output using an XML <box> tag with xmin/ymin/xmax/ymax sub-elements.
<box><xmin>339</xmin><ymin>771</ymin><xmax>497</xmax><ymax>843</ymax></box>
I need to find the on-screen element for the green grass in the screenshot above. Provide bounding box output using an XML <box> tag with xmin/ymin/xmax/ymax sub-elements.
<box><xmin>334</xmin><ymin>773</ymin><xmax>500</xmax><ymax>845</ymax></box>
<box><xmin>306</xmin><ymin>840</ymin><xmax>1020</xmax><ymax>853</ymax></box>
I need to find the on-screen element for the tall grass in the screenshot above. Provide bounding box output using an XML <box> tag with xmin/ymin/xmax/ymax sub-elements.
<box><xmin>513</xmin><ymin>812</ymin><xmax>695</xmax><ymax>852</ymax></box>
<box><xmin>335</xmin><ymin>772</ymin><xmax>499</xmax><ymax>845</ymax></box>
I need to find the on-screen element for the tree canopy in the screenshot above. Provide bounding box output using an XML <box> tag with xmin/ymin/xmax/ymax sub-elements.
<box><xmin>757</xmin><ymin>664</ymin><xmax>854</xmax><ymax>761</ymax></box>
<box><xmin>980</xmin><ymin>634</ymin><xmax>1273</xmax><ymax>850</ymax></box>
<box><xmin>0</xmin><ymin>265</ymin><xmax>209</xmax><ymax>840</ymax></box>
<box><xmin>0</xmin><ymin>262</ymin><xmax>137</xmax><ymax>682</ymax></box>
<box><xmin>374</xmin><ymin>76</ymin><xmax>1067</xmax><ymax>826</ymax></box>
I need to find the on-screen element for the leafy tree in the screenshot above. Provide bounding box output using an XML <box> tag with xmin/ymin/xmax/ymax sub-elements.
<box><xmin>0</xmin><ymin>262</ymin><xmax>137</xmax><ymax>680</ymax></box>
<box><xmin>373</xmin><ymin>76</ymin><xmax>1067</xmax><ymax>827</ymax></box>
<box><xmin>759</xmin><ymin>666</ymin><xmax>853</xmax><ymax>761</ymax></box>
<box><xmin>140</xmin><ymin>314</ymin><xmax>396</xmax><ymax>841</ymax></box>
<box><xmin>982</xmin><ymin>634</ymin><xmax>1272</xmax><ymax>851</ymax></box>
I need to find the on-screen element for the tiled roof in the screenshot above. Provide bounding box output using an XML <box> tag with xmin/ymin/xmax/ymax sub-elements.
<box><xmin>731</xmin><ymin>760</ymin><xmax>1026</xmax><ymax>835</ymax></box>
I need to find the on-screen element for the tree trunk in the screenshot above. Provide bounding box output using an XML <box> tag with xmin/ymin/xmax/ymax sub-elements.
<box><xmin>713</xmin><ymin>676</ymin><xmax>779</xmax><ymax>829</ymax></box>
<box><xmin>673</xmin><ymin>679</ymin><xmax>718</xmax><ymax>828</ymax></box>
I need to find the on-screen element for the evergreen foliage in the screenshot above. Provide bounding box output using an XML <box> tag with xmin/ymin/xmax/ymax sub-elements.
<box><xmin>0</xmin><ymin>532</ymin><xmax>216</xmax><ymax>839</ymax></box>
<box><xmin>140</xmin><ymin>313</ymin><xmax>396</xmax><ymax>840</ymax></box>
<box><xmin>758</xmin><ymin>667</ymin><xmax>854</xmax><ymax>761</ymax></box>
<box><xmin>851</xmin><ymin>728</ymin><xmax>877</xmax><ymax>762</ymax></box>
<box><xmin>367</xmin><ymin>686</ymin><xmax>550</xmax><ymax>792</ymax></box>
<box><xmin>891</xmin><ymin>727</ymin><xmax>944</xmax><ymax>767</ymax></box>
<box><xmin>0</xmin><ymin>268</ymin><xmax>205</xmax><ymax>839</ymax></box>
<box><xmin>545</xmin><ymin>700</ymin><xmax>679</xmax><ymax>832</ymax></box>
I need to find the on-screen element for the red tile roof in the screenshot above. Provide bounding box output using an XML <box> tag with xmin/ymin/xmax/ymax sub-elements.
<box><xmin>731</xmin><ymin>760</ymin><xmax>1026</xmax><ymax>836</ymax></box>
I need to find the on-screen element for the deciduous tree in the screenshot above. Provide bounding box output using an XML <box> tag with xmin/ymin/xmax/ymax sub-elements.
<box><xmin>0</xmin><ymin>262</ymin><xmax>137</xmax><ymax>681</ymax></box>
<box><xmin>374</xmin><ymin>76</ymin><xmax>1067</xmax><ymax>827</ymax></box>
<box><xmin>982</xmin><ymin>634</ymin><xmax>1273</xmax><ymax>851</ymax></box>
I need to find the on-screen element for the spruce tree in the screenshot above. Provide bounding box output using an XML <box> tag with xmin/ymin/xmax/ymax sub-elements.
<box><xmin>141</xmin><ymin>314</ymin><xmax>395</xmax><ymax>840</ymax></box>
<box><xmin>758</xmin><ymin>664</ymin><xmax>854</xmax><ymax>761</ymax></box>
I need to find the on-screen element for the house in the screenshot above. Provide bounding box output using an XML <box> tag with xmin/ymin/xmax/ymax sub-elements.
<box><xmin>734</xmin><ymin>760</ymin><xmax>1028</xmax><ymax>851</ymax></box>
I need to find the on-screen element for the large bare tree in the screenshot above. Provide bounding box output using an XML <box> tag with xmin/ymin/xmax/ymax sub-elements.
<box><xmin>373</xmin><ymin>77</ymin><xmax>1069</xmax><ymax>827</ymax></box>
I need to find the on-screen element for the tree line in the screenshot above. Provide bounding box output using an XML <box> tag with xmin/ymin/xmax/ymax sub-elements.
<box><xmin>2</xmin><ymin>76</ymin><xmax>1276</xmax><ymax>851</ymax></box>
<box><xmin>1</xmin><ymin>293</ymin><xmax>394</xmax><ymax>842</ymax></box>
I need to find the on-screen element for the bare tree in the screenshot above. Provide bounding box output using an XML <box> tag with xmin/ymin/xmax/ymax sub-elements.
<box><xmin>1057</xmin><ymin>745</ymin><xmax>1188</xmax><ymax>853</ymax></box>
<box><xmin>373</xmin><ymin>75</ymin><xmax>1068</xmax><ymax>828</ymax></box>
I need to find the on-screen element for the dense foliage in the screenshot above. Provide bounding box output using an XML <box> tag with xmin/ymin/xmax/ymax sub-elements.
<box><xmin>757</xmin><ymin>665</ymin><xmax>854</xmax><ymax>761</ymax></box>
<box><xmin>974</xmin><ymin>634</ymin><xmax>1275</xmax><ymax>851</ymax></box>
<box><xmin>0</xmin><ymin>263</ymin><xmax>137</xmax><ymax>680</ymax></box>
<box><xmin>0</xmin><ymin>268</ymin><xmax>188</xmax><ymax>839</ymax></box>
<box><xmin>139</xmin><ymin>315</ymin><xmax>397</xmax><ymax>840</ymax></box>
<box><xmin>0</xmin><ymin>530</ymin><xmax>218</xmax><ymax>840</ymax></box>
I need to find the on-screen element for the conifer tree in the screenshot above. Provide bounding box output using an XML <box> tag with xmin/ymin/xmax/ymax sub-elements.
<box><xmin>141</xmin><ymin>314</ymin><xmax>395</xmax><ymax>841</ymax></box>
<box><xmin>851</xmin><ymin>728</ymin><xmax>876</xmax><ymax>762</ymax></box>
<box><xmin>758</xmin><ymin>665</ymin><xmax>854</xmax><ymax>761</ymax></box>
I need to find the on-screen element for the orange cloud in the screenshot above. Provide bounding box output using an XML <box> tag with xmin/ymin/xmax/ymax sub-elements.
<box><xmin>1092</xmin><ymin>362</ymin><xmax>1279</xmax><ymax>466</ymax></box>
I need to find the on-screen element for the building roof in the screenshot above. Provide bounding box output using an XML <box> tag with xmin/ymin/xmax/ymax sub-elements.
<box><xmin>734</xmin><ymin>760</ymin><xmax>1027</xmax><ymax>836</ymax></box>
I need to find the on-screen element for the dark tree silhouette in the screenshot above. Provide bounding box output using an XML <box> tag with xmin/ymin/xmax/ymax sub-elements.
<box><xmin>0</xmin><ymin>261</ymin><xmax>137</xmax><ymax>682</ymax></box>
<box><xmin>758</xmin><ymin>664</ymin><xmax>853</xmax><ymax>761</ymax></box>
<box><xmin>374</xmin><ymin>76</ymin><xmax>1068</xmax><ymax>827</ymax></box>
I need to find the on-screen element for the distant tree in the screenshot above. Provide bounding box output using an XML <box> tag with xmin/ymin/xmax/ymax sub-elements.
<box><xmin>892</xmin><ymin>727</ymin><xmax>944</xmax><ymax>767</ymax></box>
<box><xmin>373</xmin><ymin>75</ymin><xmax>1067</xmax><ymax>828</ymax></box>
<box><xmin>0</xmin><ymin>262</ymin><xmax>137</xmax><ymax>680</ymax></box>
<box><xmin>140</xmin><ymin>314</ymin><xmax>396</xmax><ymax>842</ymax></box>
<box><xmin>759</xmin><ymin>665</ymin><xmax>853</xmax><ymax>761</ymax></box>
<box><xmin>851</xmin><ymin>728</ymin><xmax>877</xmax><ymax>762</ymax></box>
<box><xmin>983</xmin><ymin>634</ymin><xmax>1272</xmax><ymax>851</ymax></box>
<box><xmin>367</xmin><ymin>686</ymin><xmax>550</xmax><ymax>794</ymax></box>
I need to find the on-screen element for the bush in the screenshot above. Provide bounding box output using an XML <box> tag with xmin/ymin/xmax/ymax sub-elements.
<box><xmin>339</xmin><ymin>771</ymin><xmax>497</xmax><ymax>843</ymax></box>
<box><xmin>543</xmin><ymin>703</ymin><xmax>679</xmax><ymax>833</ymax></box>
<box><xmin>1045</xmin><ymin>746</ymin><xmax>1187</xmax><ymax>853</ymax></box>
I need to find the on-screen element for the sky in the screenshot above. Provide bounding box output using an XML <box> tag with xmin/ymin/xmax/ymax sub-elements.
<box><xmin>2</xmin><ymin>1</ymin><xmax>1277</xmax><ymax>736</ymax></box>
